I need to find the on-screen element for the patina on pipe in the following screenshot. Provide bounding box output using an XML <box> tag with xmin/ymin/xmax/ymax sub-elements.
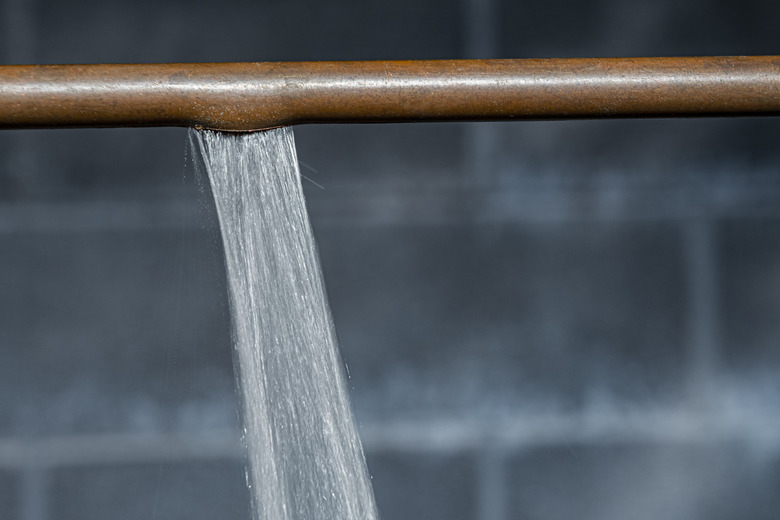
<box><xmin>0</xmin><ymin>56</ymin><xmax>779</xmax><ymax>131</ymax></box>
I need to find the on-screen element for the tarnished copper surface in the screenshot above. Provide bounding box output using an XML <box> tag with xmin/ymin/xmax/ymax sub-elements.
<box><xmin>0</xmin><ymin>57</ymin><xmax>778</xmax><ymax>131</ymax></box>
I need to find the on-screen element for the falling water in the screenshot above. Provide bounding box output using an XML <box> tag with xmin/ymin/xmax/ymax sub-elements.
<box><xmin>191</xmin><ymin>127</ymin><xmax>379</xmax><ymax>520</ymax></box>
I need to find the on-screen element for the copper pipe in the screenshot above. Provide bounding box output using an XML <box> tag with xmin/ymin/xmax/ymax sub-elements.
<box><xmin>0</xmin><ymin>57</ymin><xmax>779</xmax><ymax>131</ymax></box>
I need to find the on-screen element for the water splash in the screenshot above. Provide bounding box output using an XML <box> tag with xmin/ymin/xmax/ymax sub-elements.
<box><xmin>191</xmin><ymin>127</ymin><xmax>378</xmax><ymax>520</ymax></box>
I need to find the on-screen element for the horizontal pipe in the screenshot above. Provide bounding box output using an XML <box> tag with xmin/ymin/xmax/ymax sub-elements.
<box><xmin>0</xmin><ymin>57</ymin><xmax>779</xmax><ymax>131</ymax></box>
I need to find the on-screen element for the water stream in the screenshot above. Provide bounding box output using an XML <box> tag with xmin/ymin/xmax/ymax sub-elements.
<box><xmin>192</xmin><ymin>127</ymin><xmax>379</xmax><ymax>520</ymax></box>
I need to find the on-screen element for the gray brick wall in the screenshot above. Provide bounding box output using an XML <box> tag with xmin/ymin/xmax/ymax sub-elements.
<box><xmin>2</xmin><ymin>0</ymin><xmax>780</xmax><ymax>519</ymax></box>
<box><xmin>50</xmin><ymin>461</ymin><xmax>250</xmax><ymax>520</ymax></box>
<box><xmin>0</xmin><ymin>470</ymin><xmax>18</xmax><ymax>520</ymax></box>
<box><xmin>368</xmin><ymin>452</ymin><xmax>477</xmax><ymax>520</ymax></box>
<box><xmin>506</xmin><ymin>442</ymin><xmax>780</xmax><ymax>520</ymax></box>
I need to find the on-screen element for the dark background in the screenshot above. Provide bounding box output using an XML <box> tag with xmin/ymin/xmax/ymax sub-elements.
<box><xmin>2</xmin><ymin>0</ymin><xmax>780</xmax><ymax>519</ymax></box>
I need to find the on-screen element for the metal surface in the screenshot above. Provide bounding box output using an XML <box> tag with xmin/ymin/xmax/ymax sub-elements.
<box><xmin>0</xmin><ymin>57</ymin><xmax>778</xmax><ymax>131</ymax></box>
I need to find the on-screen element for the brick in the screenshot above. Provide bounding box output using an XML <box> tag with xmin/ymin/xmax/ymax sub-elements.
<box><xmin>50</xmin><ymin>460</ymin><xmax>250</xmax><ymax>520</ymax></box>
<box><xmin>507</xmin><ymin>442</ymin><xmax>780</xmax><ymax>520</ymax></box>
<box><xmin>498</xmin><ymin>0</ymin><xmax>779</xmax><ymax>59</ymax></box>
<box><xmin>492</xmin><ymin>119</ymin><xmax>780</xmax><ymax>199</ymax></box>
<box><xmin>721</xmin><ymin>218</ymin><xmax>780</xmax><ymax>371</ymax></box>
<box><xmin>0</xmin><ymin>470</ymin><xmax>19</xmax><ymax>520</ymax></box>
<box><xmin>0</xmin><ymin>227</ymin><xmax>236</xmax><ymax>435</ymax></box>
<box><xmin>366</xmin><ymin>451</ymin><xmax>476</xmax><ymax>520</ymax></box>
<box><xmin>36</xmin><ymin>0</ymin><xmax>460</xmax><ymax>64</ymax></box>
<box><xmin>23</xmin><ymin>128</ymin><xmax>188</xmax><ymax>197</ymax></box>
<box><xmin>317</xmin><ymin>221</ymin><xmax>686</xmax><ymax>419</ymax></box>
<box><xmin>294</xmin><ymin>123</ymin><xmax>464</xmax><ymax>188</ymax></box>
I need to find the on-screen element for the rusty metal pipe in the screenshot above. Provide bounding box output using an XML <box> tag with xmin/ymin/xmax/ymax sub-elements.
<box><xmin>0</xmin><ymin>57</ymin><xmax>779</xmax><ymax>131</ymax></box>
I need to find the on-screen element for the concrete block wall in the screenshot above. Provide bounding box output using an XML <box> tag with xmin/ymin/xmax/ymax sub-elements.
<box><xmin>2</xmin><ymin>0</ymin><xmax>780</xmax><ymax>518</ymax></box>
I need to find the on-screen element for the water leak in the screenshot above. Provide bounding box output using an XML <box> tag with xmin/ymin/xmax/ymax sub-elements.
<box><xmin>192</xmin><ymin>127</ymin><xmax>378</xmax><ymax>520</ymax></box>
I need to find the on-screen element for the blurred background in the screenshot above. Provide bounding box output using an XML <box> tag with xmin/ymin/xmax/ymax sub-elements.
<box><xmin>2</xmin><ymin>0</ymin><xmax>780</xmax><ymax>519</ymax></box>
